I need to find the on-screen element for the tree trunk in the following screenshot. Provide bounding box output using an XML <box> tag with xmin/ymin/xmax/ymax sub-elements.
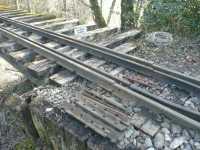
<box><xmin>89</xmin><ymin>0</ymin><xmax>107</xmax><ymax>28</ymax></box>
<box><xmin>63</xmin><ymin>0</ymin><xmax>67</xmax><ymax>19</ymax></box>
<box><xmin>121</xmin><ymin>0</ymin><xmax>135</xmax><ymax>31</ymax></box>
<box><xmin>107</xmin><ymin>0</ymin><xmax>117</xmax><ymax>25</ymax></box>
<box><xmin>16</xmin><ymin>0</ymin><xmax>19</xmax><ymax>10</ymax></box>
<box><xmin>26</xmin><ymin>0</ymin><xmax>31</xmax><ymax>12</ymax></box>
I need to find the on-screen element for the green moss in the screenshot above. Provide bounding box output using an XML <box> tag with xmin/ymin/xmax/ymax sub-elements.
<box><xmin>14</xmin><ymin>138</ymin><xmax>35</xmax><ymax>150</ymax></box>
<box><xmin>30</xmin><ymin>109</ymin><xmax>59</xmax><ymax>149</ymax></box>
<box><xmin>31</xmin><ymin>111</ymin><xmax>50</xmax><ymax>145</ymax></box>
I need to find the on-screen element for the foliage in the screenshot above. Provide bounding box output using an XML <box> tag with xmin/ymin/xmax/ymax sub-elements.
<box><xmin>15</xmin><ymin>138</ymin><xmax>36</xmax><ymax>150</ymax></box>
<box><xmin>121</xmin><ymin>0</ymin><xmax>135</xmax><ymax>31</ymax></box>
<box><xmin>142</xmin><ymin>0</ymin><xmax>200</xmax><ymax>36</ymax></box>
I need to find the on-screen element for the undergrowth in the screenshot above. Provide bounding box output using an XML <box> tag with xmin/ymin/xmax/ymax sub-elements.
<box><xmin>141</xmin><ymin>0</ymin><xmax>200</xmax><ymax>36</ymax></box>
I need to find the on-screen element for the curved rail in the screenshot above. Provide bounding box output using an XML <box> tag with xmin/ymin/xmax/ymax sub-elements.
<box><xmin>0</xmin><ymin>16</ymin><xmax>200</xmax><ymax>94</ymax></box>
<box><xmin>0</xmin><ymin>24</ymin><xmax>200</xmax><ymax>131</ymax></box>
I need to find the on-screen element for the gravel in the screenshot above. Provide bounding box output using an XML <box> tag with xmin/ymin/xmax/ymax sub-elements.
<box><xmin>145</xmin><ymin>32</ymin><xmax>173</xmax><ymax>47</ymax></box>
<box><xmin>133</xmin><ymin>35</ymin><xmax>200</xmax><ymax>78</ymax></box>
<box><xmin>170</xmin><ymin>136</ymin><xmax>186</xmax><ymax>149</ymax></box>
<box><xmin>154</xmin><ymin>132</ymin><xmax>165</xmax><ymax>149</ymax></box>
<box><xmin>30</xmin><ymin>80</ymin><xmax>200</xmax><ymax>150</ymax></box>
<box><xmin>115</xmin><ymin>67</ymin><xmax>200</xmax><ymax>112</ymax></box>
<box><xmin>26</xmin><ymin>33</ymin><xmax>200</xmax><ymax>149</ymax></box>
<box><xmin>34</xmin><ymin>78</ymin><xmax>86</xmax><ymax>106</ymax></box>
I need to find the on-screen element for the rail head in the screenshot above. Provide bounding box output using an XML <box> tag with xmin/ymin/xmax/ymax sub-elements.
<box><xmin>0</xmin><ymin>25</ymin><xmax>200</xmax><ymax>132</ymax></box>
<box><xmin>0</xmin><ymin>15</ymin><xmax>199</xmax><ymax>94</ymax></box>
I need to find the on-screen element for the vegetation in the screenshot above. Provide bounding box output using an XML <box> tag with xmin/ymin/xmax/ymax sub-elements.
<box><xmin>121</xmin><ymin>0</ymin><xmax>200</xmax><ymax>35</ymax></box>
<box><xmin>122</xmin><ymin>0</ymin><xmax>200</xmax><ymax>36</ymax></box>
<box><xmin>143</xmin><ymin>0</ymin><xmax>200</xmax><ymax>35</ymax></box>
<box><xmin>15</xmin><ymin>138</ymin><xmax>36</xmax><ymax>150</ymax></box>
<box><xmin>16</xmin><ymin>0</ymin><xmax>200</xmax><ymax>36</ymax></box>
<box><xmin>121</xmin><ymin>0</ymin><xmax>135</xmax><ymax>31</ymax></box>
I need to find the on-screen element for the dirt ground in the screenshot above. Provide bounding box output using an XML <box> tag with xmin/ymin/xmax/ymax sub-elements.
<box><xmin>132</xmin><ymin>35</ymin><xmax>200</xmax><ymax>79</ymax></box>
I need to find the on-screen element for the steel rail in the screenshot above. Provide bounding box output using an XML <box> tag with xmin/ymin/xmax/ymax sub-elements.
<box><xmin>1</xmin><ymin>16</ymin><xmax>200</xmax><ymax>121</ymax></box>
<box><xmin>0</xmin><ymin>16</ymin><xmax>200</xmax><ymax>120</ymax></box>
<box><xmin>0</xmin><ymin>16</ymin><xmax>199</xmax><ymax>94</ymax></box>
<box><xmin>1</xmin><ymin>19</ymin><xmax>199</xmax><ymax>123</ymax></box>
<box><xmin>0</xmin><ymin>26</ymin><xmax>200</xmax><ymax>131</ymax></box>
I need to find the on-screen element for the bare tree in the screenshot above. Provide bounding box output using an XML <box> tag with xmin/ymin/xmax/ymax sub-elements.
<box><xmin>26</xmin><ymin>0</ymin><xmax>31</xmax><ymax>12</ymax></box>
<box><xmin>89</xmin><ymin>0</ymin><xmax>106</xmax><ymax>28</ymax></box>
<box><xmin>79</xmin><ymin>0</ymin><xmax>91</xmax><ymax>8</ymax></box>
<box><xmin>107</xmin><ymin>0</ymin><xmax>116</xmax><ymax>25</ymax></box>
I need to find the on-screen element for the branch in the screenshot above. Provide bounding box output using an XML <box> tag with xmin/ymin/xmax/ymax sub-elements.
<box><xmin>107</xmin><ymin>0</ymin><xmax>117</xmax><ymax>24</ymax></box>
<box><xmin>79</xmin><ymin>0</ymin><xmax>91</xmax><ymax>8</ymax></box>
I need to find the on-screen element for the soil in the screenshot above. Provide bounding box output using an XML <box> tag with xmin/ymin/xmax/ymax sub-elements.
<box><xmin>131</xmin><ymin>35</ymin><xmax>200</xmax><ymax>78</ymax></box>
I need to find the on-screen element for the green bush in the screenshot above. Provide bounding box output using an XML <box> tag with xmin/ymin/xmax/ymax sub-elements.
<box><xmin>142</xmin><ymin>0</ymin><xmax>200</xmax><ymax>36</ymax></box>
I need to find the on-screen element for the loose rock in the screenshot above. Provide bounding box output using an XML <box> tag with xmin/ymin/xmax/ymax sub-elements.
<box><xmin>145</xmin><ymin>32</ymin><xmax>173</xmax><ymax>47</ymax></box>
<box><xmin>170</xmin><ymin>136</ymin><xmax>186</xmax><ymax>149</ymax></box>
<box><xmin>171</xmin><ymin>124</ymin><xmax>182</xmax><ymax>135</ymax></box>
<box><xmin>144</xmin><ymin>137</ymin><xmax>153</xmax><ymax>148</ymax></box>
<box><xmin>154</xmin><ymin>132</ymin><xmax>165</xmax><ymax>149</ymax></box>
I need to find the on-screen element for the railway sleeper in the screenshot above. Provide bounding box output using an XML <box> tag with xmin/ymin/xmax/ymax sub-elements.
<box><xmin>20</xmin><ymin>15</ymin><xmax>56</xmax><ymax>23</ymax></box>
<box><xmin>50</xmin><ymin>70</ymin><xmax>77</xmax><ymax>85</ymax></box>
<box><xmin>1</xmin><ymin>24</ymin><xmax>199</xmax><ymax>129</ymax></box>
<box><xmin>42</xmin><ymin>19</ymin><xmax>79</xmax><ymax>31</ymax></box>
<box><xmin>9</xmin><ymin>48</ymin><xmax>36</xmax><ymax>63</ymax></box>
<box><xmin>1</xmin><ymin>14</ymin><xmax>200</xmax><ymax>146</ymax></box>
<box><xmin>4</xmin><ymin>15</ymin><xmax>198</xmax><ymax>95</ymax></box>
<box><xmin>30</xmin><ymin>18</ymin><xmax>66</xmax><ymax>27</ymax></box>
<box><xmin>56</xmin><ymin>24</ymin><xmax>97</xmax><ymax>35</ymax></box>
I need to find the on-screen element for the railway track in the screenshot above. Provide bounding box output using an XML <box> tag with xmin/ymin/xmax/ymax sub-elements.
<box><xmin>0</xmin><ymin>10</ymin><xmax>200</xmax><ymax>149</ymax></box>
